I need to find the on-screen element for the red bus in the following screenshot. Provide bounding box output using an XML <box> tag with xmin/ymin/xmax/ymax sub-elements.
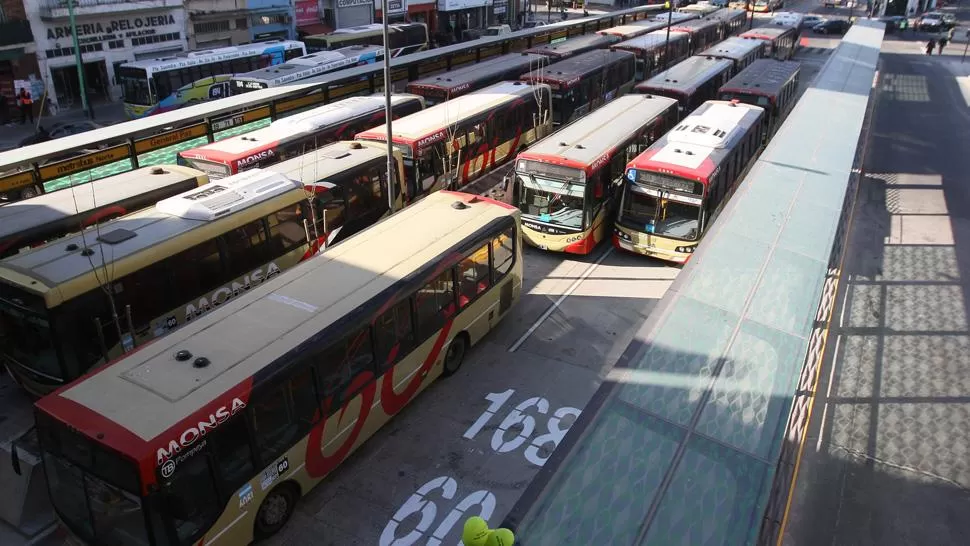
<box><xmin>176</xmin><ymin>94</ymin><xmax>424</xmax><ymax>178</ymax></box>
<box><xmin>718</xmin><ymin>58</ymin><xmax>801</xmax><ymax>141</ymax></box>
<box><xmin>405</xmin><ymin>53</ymin><xmax>548</xmax><ymax>107</ymax></box>
<box><xmin>739</xmin><ymin>25</ymin><xmax>799</xmax><ymax>60</ymax></box>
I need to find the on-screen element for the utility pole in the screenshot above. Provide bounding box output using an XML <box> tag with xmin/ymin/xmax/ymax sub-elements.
<box><xmin>663</xmin><ymin>1</ymin><xmax>673</xmax><ymax>70</ymax></box>
<box><xmin>746</xmin><ymin>0</ymin><xmax>755</xmax><ymax>29</ymax></box>
<box><xmin>67</xmin><ymin>0</ymin><xmax>93</xmax><ymax>119</ymax></box>
<box><xmin>381</xmin><ymin>0</ymin><xmax>395</xmax><ymax>211</ymax></box>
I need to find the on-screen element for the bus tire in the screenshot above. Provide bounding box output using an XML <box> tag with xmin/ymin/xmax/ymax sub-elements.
<box><xmin>442</xmin><ymin>333</ymin><xmax>469</xmax><ymax>377</ymax></box>
<box><xmin>254</xmin><ymin>482</ymin><xmax>299</xmax><ymax>539</ymax></box>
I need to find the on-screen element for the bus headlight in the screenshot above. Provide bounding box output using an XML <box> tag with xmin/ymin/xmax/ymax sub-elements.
<box><xmin>675</xmin><ymin>246</ymin><xmax>696</xmax><ymax>253</ymax></box>
<box><xmin>614</xmin><ymin>228</ymin><xmax>631</xmax><ymax>241</ymax></box>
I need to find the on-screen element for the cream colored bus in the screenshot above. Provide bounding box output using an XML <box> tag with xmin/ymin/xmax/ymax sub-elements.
<box><xmin>0</xmin><ymin>141</ymin><xmax>405</xmax><ymax>396</ymax></box>
<box><xmin>356</xmin><ymin>81</ymin><xmax>553</xmax><ymax>202</ymax></box>
<box><xmin>23</xmin><ymin>190</ymin><xmax>522</xmax><ymax>546</ymax></box>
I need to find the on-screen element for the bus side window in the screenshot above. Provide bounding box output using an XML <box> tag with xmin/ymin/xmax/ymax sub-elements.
<box><xmin>163</xmin><ymin>454</ymin><xmax>220</xmax><ymax>543</ymax></box>
<box><xmin>313</xmin><ymin>186</ymin><xmax>347</xmax><ymax>238</ymax></box>
<box><xmin>374</xmin><ymin>299</ymin><xmax>416</xmax><ymax>371</ymax></box>
<box><xmin>316</xmin><ymin>328</ymin><xmax>375</xmax><ymax>410</ymax></box>
<box><xmin>491</xmin><ymin>228</ymin><xmax>515</xmax><ymax>281</ymax></box>
<box><xmin>458</xmin><ymin>244</ymin><xmax>491</xmax><ymax>308</ymax></box>
<box><xmin>208</xmin><ymin>415</ymin><xmax>255</xmax><ymax>492</ymax></box>
<box><xmin>168</xmin><ymin>238</ymin><xmax>225</xmax><ymax>304</ymax></box>
<box><xmin>250</xmin><ymin>366</ymin><xmax>319</xmax><ymax>464</ymax></box>
<box><xmin>220</xmin><ymin>220</ymin><xmax>270</xmax><ymax>281</ymax></box>
<box><xmin>265</xmin><ymin>205</ymin><xmax>308</xmax><ymax>255</ymax></box>
<box><xmin>414</xmin><ymin>268</ymin><xmax>456</xmax><ymax>340</ymax></box>
<box><xmin>114</xmin><ymin>260</ymin><xmax>174</xmax><ymax>328</ymax></box>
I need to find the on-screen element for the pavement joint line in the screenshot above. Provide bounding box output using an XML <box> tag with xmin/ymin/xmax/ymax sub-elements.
<box><xmin>508</xmin><ymin>246</ymin><xmax>613</xmax><ymax>353</ymax></box>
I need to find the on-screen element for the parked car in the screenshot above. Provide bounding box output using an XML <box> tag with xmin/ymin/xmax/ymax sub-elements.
<box><xmin>17</xmin><ymin>120</ymin><xmax>103</xmax><ymax>147</ymax></box>
<box><xmin>813</xmin><ymin>19</ymin><xmax>852</xmax><ymax>34</ymax></box>
<box><xmin>917</xmin><ymin>13</ymin><xmax>946</xmax><ymax>31</ymax></box>
<box><xmin>801</xmin><ymin>15</ymin><xmax>825</xmax><ymax>29</ymax></box>
<box><xmin>522</xmin><ymin>20</ymin><xmax>547</xmax><ymax>29</ymax></box>
<box><xmin>483</xmin><ymin>24</ymin><xmax>512</xmax><ymax>36</ymax></box>
<box><xmin>878</xmin><ymin>15</ymin><xmax>907</xmax><ymax>33</ymax></box>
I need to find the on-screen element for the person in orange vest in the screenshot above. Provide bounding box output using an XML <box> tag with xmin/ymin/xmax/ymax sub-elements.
<box><xmin>17</xmin><ymin>87</ymin><xmax>32</xmax><ymax>125</ymax></box>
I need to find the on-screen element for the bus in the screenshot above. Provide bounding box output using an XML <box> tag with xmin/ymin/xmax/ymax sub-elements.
<box><xmin>0</xmin><ymin>141</ymin><xmax>406</xmax><ymax>396</ymax></box>
<box><xmin>118</xmin><ymin>41</ymin><xmax>307</xmax><ymax>119</ymax></box>
<box><xmin>356</xmin><ymin>81</ymin><xmax>553</xmax><ymax>201</ymax></box>
<box><xmin>634</xmin><ymin>55</ymin><xmax>734</xmax><ymax>113</ymax></box>
<box><xmin>229</xmin><ymin>45</ymin><xmax>385</xmax><ymax>92</ymax></box>
<box><xmin>177</xmin><ymin>94</ymin><xmax>425</xmax><ymax>178</ymax></box>
<box><xmin>23</xmin><ymin>190</ymin><xmax>522</xmax><ymax>546</ymax></box>
<box><xmin>405</xmin><ymin>53</ymin><xmax>549</xmax><ymax>107</ymax></box>
<box><xmin>611</xmin><ymin>30</ymin><xmax>691</xmax><ymax>80</ymax></box>
<box><xmin>669</xmin><ymin>18</ymin><xmax>725</xmax><ymax>54</ymax></box>
<box><xmin>707</xmin><ymin>7</ymin><xmax>749</xmax><ymax>37</ymax></box>
<box><xmin>751</xmin><ymin>0</ymin><xmax>784</xmax><ymax>12</ymax></box>
<box><xmin>520</xmin><ymin>49</ymin><xmax>635</xmax><ymax>126</ymax></box>
<box><xmin>698</xmin><ymin>36</ymin><xmax>766</xmax><ymax>75</ymax></box>
<box><xmin>303</xmin><ymin>22</ymin><xmax>429</xmax><ymax>55</ymax></box>
<box><xmin>718</xmin><ymin>58</ymin><xmax>801</xmax><ymax>140</ymax></box>
<box><xmin>740</xmin><ymin>25</ymin><xmax>798</xmax><ymax>59</ymax></box>
<box><xmin>677</xmin><ymin>3</ymin><xmax>723</xmax><ymax>17</ymax></box>
<box><xmin>513</xmin><ymin>95</ymin><xmax>679</xmax><ymax>254</ymax></box>
<box><xmin>523</xmin><ymin>33</ymin><xmax>620</xmax><ymax>61</ymax></box>
<box><xmin>0</xmin><ymin>166</ymin><xmax>207</xmax><ymax>259</ymax></box>
<box><xmin>613</xmin><ymin>100</ymin><xmax>766</xmax><ymax>263</ymax></box>
<box><xmin>597</xmin><ymin>19</ymin><xmax>669</xmax><ymax>41</ymax></box>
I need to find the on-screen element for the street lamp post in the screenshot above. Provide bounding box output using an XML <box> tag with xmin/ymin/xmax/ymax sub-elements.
<box><xmin>381</xmin><ymin>0</ymin><xmax>396</xmax><ymax>211</ymax></box>
<box><xmin>663</xmin><ymin>1</ymin><xmax>673</xmax><ymax>70</ymax></box>
<box><xmin>67</xmin><ymin>0</ymin><xmax>93</xmax><ymax>119</ymax></box>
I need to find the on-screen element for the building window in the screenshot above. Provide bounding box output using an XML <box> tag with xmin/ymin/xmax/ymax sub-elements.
<box><xmin>194</xmin><ymin>20</ymin><xmax>231</xmax><ymax>35</ymax></box>
<box><xmin>132</xmin><ymin>32</ymin><xmax>181</xmax><ymax>47</ymax></box>
<box><xmin>108</xmin><ymin>40</ymin><xmax>124</xmax><ymax>49</ymax></box>
<box><xmin>236</xmin><ymin>18</ymin><xmax>248</xmax><ymax>29</ymax></box>
<box><xmin>251</xmin><ymin>14</ymin><xmax>290</xmax><ymax>26</ymax></box>
<box><xmin>45</xmin><ymin>43</ymin><xmax>103</xmax><ymax>59</ymax></box>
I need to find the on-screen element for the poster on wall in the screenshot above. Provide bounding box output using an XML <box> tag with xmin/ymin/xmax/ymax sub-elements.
<box><xmin>295</xmin><ymin>0</ymin><xmax>321</xmax><ymax>26</ymax></box>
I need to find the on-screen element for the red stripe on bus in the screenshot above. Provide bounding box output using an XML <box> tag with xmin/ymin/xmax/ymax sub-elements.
<box><xmin>81</xmin><ymin>205</ymin><xmax>128</xmax><ymax>228</ymax></box>
<box><xmin>380</xmin><ymin>319</ymin><xmax>453</xmax><ymax>416</ymax></box>
<box><xmin>305</xmin><ymin>371</ymin><xmax>376</xmax><ymax>479</ymax></box>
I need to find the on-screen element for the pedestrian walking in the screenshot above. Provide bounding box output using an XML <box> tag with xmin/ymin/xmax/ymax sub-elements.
<box><xmin>938</xmin><ymin>36</ymin><xmax>948</xmax><ymax>54</ymax></box>
<box><xmin>16</xmin><ymin>87</ymin><xmax>32</xmax><ymax>125</ymax></box>
<box><xmin>927</xmin><ymin>38</ymin><xmax>937</xmax><ymax>55</ymax></box>
<box><xmin>948</xmin><ymin>27</ymin><xmax>955</xmax><ymax>41</ymax></box>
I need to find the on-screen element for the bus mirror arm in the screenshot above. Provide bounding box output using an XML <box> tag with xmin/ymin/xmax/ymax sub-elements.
<box><xmin>11</xmin><ymin>441</ymin><xmax>21</xmax><ymax>476</ymax></box>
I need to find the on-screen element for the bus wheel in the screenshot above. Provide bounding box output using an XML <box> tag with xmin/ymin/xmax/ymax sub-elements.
<box><xmin>442</xmin><ymin>333</ymin><xmax>468</xmax><ymax>377</ymax></box>
<box><xmin>254</xmin><ymin>482</ymin><xmax>298</xmax><ymax>539</ymax></box>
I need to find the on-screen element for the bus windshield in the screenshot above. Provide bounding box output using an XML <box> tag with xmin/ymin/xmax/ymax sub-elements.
<box><xmin>38</xmin><ymin>413</ymin><xmax>150</xmax><ymax>545</ymax></box>
<box><xmin>0</xmin><ymin>290</ymin><xmax>61</xmax><ymax>381</ymax></box>
<box><xmin>619</xmin><ymin>182</ymin><xmax>700</xmax><ymax>240</ymax></box>
<box><xmin>117</xmin><ymin>67</ymin><xmax>152</xmax><ymax>106</ymax></box>
<box><xmin>517</xmin><ymin>172</ymin><xmax>586</xmax><ymax>230</ymax></box>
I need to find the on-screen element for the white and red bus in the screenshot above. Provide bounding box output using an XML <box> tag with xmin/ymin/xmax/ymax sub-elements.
<box><xmin>513</xmin><ymin>94</ymin><xmax>679</xmax><ymax>255</ymax></box>
<box><xmin>405</xmin><ymin>53</ymin><xmax>549</xmax><ymax>107</ymax></box>
<box><xmin>176</xmin><ymin>94</ymin><xmax>424</xmax><ymax>178</ymax></box>
<box><xmin>356</xmin><ymin>81</ymin><xmax>553</xmax><ymax>201</ymax></box>
<box><xmin>596</xmin><ymin>18</ymin><xmax>669</xmax><ymax>41</ymax></box>
<box><xmin>21</xmin><ymin>190</ymin><xmax>522</xmax><ymax>546</ymax></box>
<box><xmin>614</xmin><ymin>100</ymin><xmax>766</xmax><ymax>263</ymax></box>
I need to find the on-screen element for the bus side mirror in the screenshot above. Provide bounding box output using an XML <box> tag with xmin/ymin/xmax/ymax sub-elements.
<box><xmin>11</xmin><ymin>442</ymin><xmax>21</xmax><ymax>476</ymax></box>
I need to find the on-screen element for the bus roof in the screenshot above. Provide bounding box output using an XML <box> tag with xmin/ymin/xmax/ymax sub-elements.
<box><xmin>0</xmin><ymin>166</ymin><xmax>203</xmax><ymax>242</ymax></box>
<box><xmin>740</xmin><ymin>25</ymin><xmax>795</xmax><ymax>40</ymax></box>
<box><xmin>628</xmin><ymin>100</ymin><xmax>764</xmax><ymax>181</ymax></box>
<box><xmin>231</xmin><ymin>45</ymin><xmax>383</xmax><ymax>85</ymax></box>
<box><xmin>523</xmin><ymin>33</ymin><xmax>619</xmax><ymax>58</ymax></box>
<box><xmin>521</xmin><ymin>49</ymin><xmax>634</xmax><ymax>85</ymax></box>
<box><xmin>181</xmin><ymin>94</ymin><xmax>420</xmax><ymax>159</ymax></box>
<box><xmin>698</xmin><ymin>36</ymin><xmax>766</xmax><ymax>62</ymax></box>
<box><xmin>650</xmin><ymin>11</ymin><xmax>698</xmax><ymax>25</ymax></box>
<box><xmin>121</xmin><ymin>40</ymin><xmax>305</xmax><ymax>74</ymax></box>
<box><xmin>669</xmin><ymin>17</ymin><xmax>722</xmax><ymax>34</ymax></box>
<box><xmin>37</xmin><ymin>191</ymin><xmax>516</xmax><ymax>461</ymax></box>
<box><xmin>517</xmin><ymin>95</ymin><xmax>678</xmax><ymax>172</ymax></box>
<box><xmin>597</xmin><ymin>20</ymin><xmax>668</xmax><ymax>38</ymax></box>
<box><xmin>612</xmin><ymin>30</ymin><xmax>689</xmax><ymax>53</ymax></box>
<box><xmin>635</xmin><ymin>55</ymin><xmax>733</xmax><ymax>95</ymax></box>
<box><xmin>406</xmin><ymin>53</ymin><xmax>548</xmax><ymax>94</ymax></box>
<box><xmin>356</xmin><ymin>81</ymin><xmax>543</xmax><ymax>143</ymax></box>
<box><xmin>707</xmin><ymin>7</ymin><xmax>747</xmax><ymax>21</ymax></box>
<box><xmin>0</xmin><ymin>142</ymin><xmax>382</xmax><ymax>300</ymax></box>
<box><xmin>718</xmin><ymin>58</ymin><xmax>801</xmax><ymax>97</ymax></box>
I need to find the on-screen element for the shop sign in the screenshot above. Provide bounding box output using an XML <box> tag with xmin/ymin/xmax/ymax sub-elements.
<box><xmin>437</xmin><ymin>0</ymin><xmax>491</xmax><ymax>11</ymax></box>
<box><xmin>46</xmin><ymin>14</ymin><xmax>178</xmax><ymax>45</ymax></box>
<box><xmin>387</xmin><ymin>0</ymin><xmax>408</xmax><ymax>14</ymax></box>
<box><xmin>336</xmin><ymin>0</ymin><xmax>372</xmax><ymax>7</ymax></box>
<box><xmin>296</xmin><ymin>0</ymin><xmax>321</xmax><ymax>26</ymax></box>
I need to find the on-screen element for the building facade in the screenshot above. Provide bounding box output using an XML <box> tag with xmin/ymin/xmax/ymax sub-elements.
<box><xmin>374</xmin><ymin>0</ymin><xmax>438</xmax><ymax>31</ymax></box>
<box><xmin>246</xmin><ymin>0</ymin><xmax>295</xmax><ymax>42</ymax></box>
<box><xmin>0</xmin><ymin>0</ymin><xmax>42</xmax><ymax>123</ymax></box>
<box><xmin>24</xmin><ymin>0</ymin><xmax>186</xmax><ymax>110</ymax></box>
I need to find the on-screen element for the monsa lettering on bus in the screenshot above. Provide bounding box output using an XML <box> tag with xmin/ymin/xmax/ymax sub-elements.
<box><xmin>417</xmin><ymin>130</ymin><xmax>447</xmax><ymax>148</ymax></box>
<box><xmin>184</xmin><ymin>262</ymin><xmax>282</xmax><ymax>321</ymax></box>
<box><xmin>157</xmin><ymin>397</ymin><xmax>246</xmax><ymax>466</ymax></box>
<box><xmin>237</xmin><ymin>149</ymin><xmax>275</xmax><ymax>167</ymax></box>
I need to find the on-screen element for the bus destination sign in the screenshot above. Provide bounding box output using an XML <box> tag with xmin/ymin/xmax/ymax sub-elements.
<box><xmin>634</xmin><ymin>171</ymin><xmax>703</xmax><ymax>196</ymax></box>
